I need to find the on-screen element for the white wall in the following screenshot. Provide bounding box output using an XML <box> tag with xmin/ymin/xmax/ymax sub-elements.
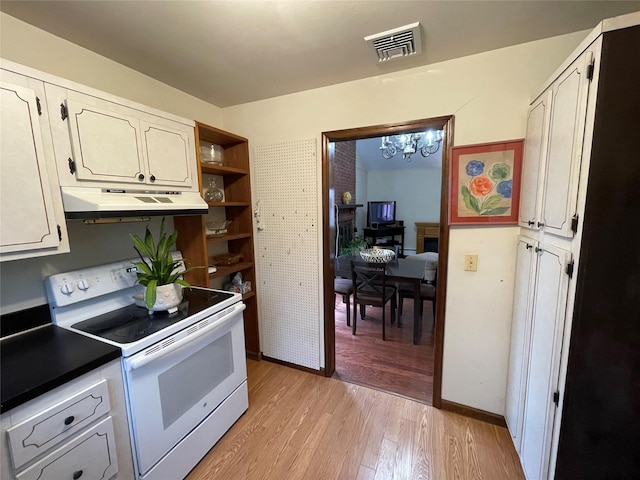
<box><xmin>366</xmin><ymin>168</ymin><xmax>441</xmax><ymax>251</ymax></box>
<box><xmin>221</xmin><ymin>30</ymin><xmax>588</xmax><ymax>415</ymax></box>
<box><xmin>0</xmin><ymin>13</ymin><xmax>222</xmax><ymax>313</ymax></box>
<box><xmin>0</xmin><ymin>10</ymin><xmax>589</xmax><ymax>415</ymax></box>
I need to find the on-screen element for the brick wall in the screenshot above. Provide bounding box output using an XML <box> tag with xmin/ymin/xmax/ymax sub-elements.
<box><xmin>333</xmin><ymin>140</ymin><xmax>356</xmax><ymax>223</ymax></box>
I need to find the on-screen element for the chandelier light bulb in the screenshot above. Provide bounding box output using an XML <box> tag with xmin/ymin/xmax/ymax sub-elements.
<box><xmin>379</xmin><ymin>130</ymin><xmax>442</xmax><ymax>161</ymax></box>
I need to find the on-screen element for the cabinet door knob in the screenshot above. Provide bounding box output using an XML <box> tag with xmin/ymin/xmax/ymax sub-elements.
<box><xmin>537</xmin><ymin>222</ymin><xmax>545</xmax><ymax>228</ymax></box>
<box><xmin>138</xmin><ymin>173</ymin><xmax>145</xmax><ymax>181</ymax></box>
<box><xmin>73</xmin><ymin>470</ymin><xmax>83</xmax><ymax>480</ymax></box>
<box><xmin>527</xmin><ymin>220</ymin><xmax>535</xmax><ymax>226</ymax></box>
<box><xmin>64</xmin><ymin>415</ymin><xmax>75</xmax><ymax>425</ymax></box>
<box><xmin>150</xmin><ymin>175</ymin><xmax>156</xmax><ymax>182</ymax></box>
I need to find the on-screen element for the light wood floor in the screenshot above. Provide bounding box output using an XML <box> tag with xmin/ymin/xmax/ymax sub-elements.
<box><xmin>186</xmin><ymin>359</ymin><xmax>525</xmax><ymax>480</ymax></box>
<box><xmin>334</xmin><ymin>295</ymin><xmax>434</xmax><ymax>404</ymax></box>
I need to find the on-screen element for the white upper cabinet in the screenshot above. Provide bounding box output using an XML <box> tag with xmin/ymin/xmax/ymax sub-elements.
<box><xmin>519</xmin><ymin>91</ymin><xmax>552</xmax><ymax>230</ymax></box>
<box><xmin>0</xmin><ymin>73</ymin><xmax>70</xmax><ymax>262</ymax></box>
<box><xmin>541</xmin><ymin>50</ymin><xmax>594</xmax><ymax>238</ymax></box>
<box><xmin>66</xmin><ymin>97</ymin><xmax>145</xmax><ymax>184</ymax></box>
<box><xmin>61</xmin><ymin>91</ymin><xmax>195</xmax><ymax>189</ymax></box>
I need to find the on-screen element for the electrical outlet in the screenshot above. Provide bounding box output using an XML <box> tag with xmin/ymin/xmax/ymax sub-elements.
<box><xmin>464</xmin><ymin>254</ymin><xmax>478</xmax><ymax>271</ymax></box>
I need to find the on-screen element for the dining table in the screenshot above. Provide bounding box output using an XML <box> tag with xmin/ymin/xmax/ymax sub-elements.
<box><xmin>335</xmin><ymin>254</ymin><xmax>427</xmax><ymax>345</ymax></box>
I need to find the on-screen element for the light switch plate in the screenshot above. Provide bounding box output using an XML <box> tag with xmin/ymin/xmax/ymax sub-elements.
<box><xmin>464</xmin><ymin>254</ymin><xmax>478</xmax><ymax>271</ymax></box>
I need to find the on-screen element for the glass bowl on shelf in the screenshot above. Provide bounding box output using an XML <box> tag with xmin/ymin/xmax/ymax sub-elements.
<box><xmin>206</xmin><ymin>220</ymin><xmax>231</xmax><ymax>235</ymax></box>
<box><xmin>204</xmin><ymin>178</ymin><xmax>224</xmax><ymax>202</ymax></box>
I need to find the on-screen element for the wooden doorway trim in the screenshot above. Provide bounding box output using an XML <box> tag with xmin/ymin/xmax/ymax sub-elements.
<box><xmin>321</xmin><ymin>116</ymin><xmax>454</xmax><ymax>408</ymax></box>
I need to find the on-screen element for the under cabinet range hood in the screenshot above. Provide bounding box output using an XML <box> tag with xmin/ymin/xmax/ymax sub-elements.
<box><xmin>61</xmin><ymin>186</ymin><xmax>209</xmax><ymax>219</ymax></box>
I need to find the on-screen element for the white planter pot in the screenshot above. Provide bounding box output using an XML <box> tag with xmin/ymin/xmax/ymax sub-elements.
<box><xmin>146</xmin><ymin>283</ymin><xmax>183</xmax><ymax>314</ymax></box>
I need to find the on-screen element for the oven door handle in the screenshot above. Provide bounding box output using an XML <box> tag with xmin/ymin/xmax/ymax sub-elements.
<box><xmin>124</xmin><ymin>302</ymin><xmax>246</xmax><ymax>371</ymax></box>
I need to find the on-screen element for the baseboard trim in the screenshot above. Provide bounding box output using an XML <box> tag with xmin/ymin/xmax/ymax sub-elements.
<box><xmin>263</xmin><ymin>355</ymin><xmax>325</xmax><ymax>376</ymax></box>
<box><xmin>441</xmin><ymin>400</ymin><xmax>507</xmax><ymax>427</ymax></box>
<box><xmin>246</xmin><ymin>351</ymin><xmax>263</xmax><ymax>361</ymax></box>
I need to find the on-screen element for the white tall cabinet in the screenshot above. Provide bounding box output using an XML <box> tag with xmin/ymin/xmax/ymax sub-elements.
<box><xmin>506</xmin><ymin>13</ymin><xmax>640</xmax><ymax>480</ymax></box>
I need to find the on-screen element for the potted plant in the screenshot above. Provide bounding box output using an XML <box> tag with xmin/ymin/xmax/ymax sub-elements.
<box><xmin>339</xmin><ymin>235</ymin><xmax>370</xmax><ymax>256</ymax></box>
<box><xmin>129</xmin><ymin>218</ymin><xmax>201</xmax><ymax>312</ymax></box>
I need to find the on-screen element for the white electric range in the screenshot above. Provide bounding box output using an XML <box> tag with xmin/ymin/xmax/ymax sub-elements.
<box><xmin>45</xmin><ymin>255</ymin><xmax>249</xmax><ymax>480</ymax></box>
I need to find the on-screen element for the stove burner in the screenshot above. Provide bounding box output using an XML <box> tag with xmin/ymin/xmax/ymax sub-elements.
<box><xmin>114</xmin><ymin>319</ymin><xmax>154</xmax><ymax>340</ymax></box>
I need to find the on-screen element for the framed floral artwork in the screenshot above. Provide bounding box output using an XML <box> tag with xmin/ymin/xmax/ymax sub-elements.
<box><xmin>449</xmin><ymin>139</ymin><xmax>524</xmax><ymax>225</ymax></box>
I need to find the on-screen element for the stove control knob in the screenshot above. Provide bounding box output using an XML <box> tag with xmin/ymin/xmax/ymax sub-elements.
<box><xmin>77</xmin><ymin>279</ymin><xmax>90</xmax><ymax>291</ymax></box>
<box><xmin>60</xmin><ymin>283</ymin><xmax>74</xmax><ymax>295</ymax></box>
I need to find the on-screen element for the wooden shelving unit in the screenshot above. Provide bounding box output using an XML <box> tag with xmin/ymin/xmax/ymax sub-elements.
<box><xmin>175</xmin><ymin>122</ymin><xmax>260</xmax><ymax>359</ymax></box>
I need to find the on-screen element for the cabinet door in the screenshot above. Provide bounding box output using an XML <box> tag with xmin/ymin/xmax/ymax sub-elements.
<box><xmin>0</xmin><ymin>81</ymin><xmax>61</xmax><ymax>255</ymax></box>
<box><xmin>66</xmin><ymin>98</ymin><xmax>146</xmax><ymax>184</ymax></box>
<box><xmin>140</xmin><ymin>120</ymin><xmax>193</xmax><ymax>188</ymax></box>
<box><xmin>542</xmin><ymin>51</ymin><xmax>593</xmax><ymax>237</ymax></box>
<box><xmin>519</xmin><ymin>91</ymin><xmax>552</xmax><ymax>229</ymax></box>
<box><xmin>505</xmin><ymin>236</ymin><xmax>537</xmax><ymax>453</ymax></box>
<box><xmin>520</xmin><ymin>243</ymin><xmax>571</xmax><ymax>480</ymax></box>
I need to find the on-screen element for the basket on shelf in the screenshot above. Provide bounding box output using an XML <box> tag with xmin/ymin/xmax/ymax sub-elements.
<box><xmin>210</xmin><ymin>252</ymin><xmax>244</xmax><ymax>266</ymax></box>
<box><xmin>359</xmin><ymin>247</ymin><xmax>395</xmax><ymax>263</ymax></box>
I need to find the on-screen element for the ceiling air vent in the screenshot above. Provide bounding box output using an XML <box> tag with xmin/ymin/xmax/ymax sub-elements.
<box><xmin>364</xmin><ymin>22</ymin><xmax>422</xmax><ymax>63</ymax></box>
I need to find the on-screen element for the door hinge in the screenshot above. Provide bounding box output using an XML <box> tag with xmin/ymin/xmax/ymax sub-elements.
<box><xmin>553</xmin><ymin>390</ymin><xmax>560</xmax><ymax>406</ymax></box>
<box><xmin>60</xmin><ymin>103</ymin><xmax>68</xmax><ymax>120</ymax></box>
<box><xmin>68</xmin><ymin>157</ymin><xmax>76</xmax><ymax>174</ymax></box>
<box><xmin>566</xmin><ymin>260</ymin><xmax>575</xmax><ymax>278</ymax></box>
<box><xmin>587</xmin><ymin>61</ymin><xmax>595</xmax><ymax>81</ymax></box>
<box><xmin>571</xmin><ymin>214</ymin><xmax>579</xmax><ymax>234</ymax></box>
<box><xmin>36</xmin><ymin>96</ymin><xmax>42</xmax><ymax>116</ymax></box>
<box><xmin>57</xmin><ymin>225</ymin><xmax>62</xmax><ymax>241</ymax></box>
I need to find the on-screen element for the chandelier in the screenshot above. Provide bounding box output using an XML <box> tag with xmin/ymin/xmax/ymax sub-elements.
<box><xmin>380</xmin><ymin>130</ymin><xmax>442</xmax><ymax>161</ymax></box>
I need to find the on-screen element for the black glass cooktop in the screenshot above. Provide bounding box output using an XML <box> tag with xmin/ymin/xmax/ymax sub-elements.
<box><xmin>71</xmin><ymin>288</ymin><xmax>235</xmax><ymax>344</ymax></box>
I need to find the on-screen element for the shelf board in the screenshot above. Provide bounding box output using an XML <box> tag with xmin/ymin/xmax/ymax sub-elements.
<box><xmin>242</xmin><ymin>291</ymin><xmax>256</xmax><ymax>301</ymax></box>
<box><xmin>209</xmin><ymin>262</ymin><xmax>254</xmax><ymax>279</ymax></box>
<box><xmin>206</xmin><ymin>232</ymin><xmax>252</xmax><ymax>243</ymax></box>
<box><xmin>336</xmin><ymin>203</ymin><xmax>364</xmax><ymax>210</ymax></box>
<box><xmin>206</xmin><ymin>201</ymin><xmax>251</xmax><ymax>207</ymax></box>
<box><xmin>201</xmin><ymin>163</ymin><xmax>249</xmax><ymax>176</ymax></box>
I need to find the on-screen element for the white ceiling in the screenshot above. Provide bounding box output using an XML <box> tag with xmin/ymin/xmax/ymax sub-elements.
<box><xmin>1</xmin><ymin>1</ymin><xmax>639</xmax><ymax>108</ymax></box>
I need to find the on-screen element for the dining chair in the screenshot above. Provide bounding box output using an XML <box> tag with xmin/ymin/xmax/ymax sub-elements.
<box><xmin>397</xmin><ymin>253</ymin><xmax>437</xmax><ymax>325</ymax></box>
<box><xmin>350</xmin><ymin>260</ymin><xmax>396</xmax><ymax>340</ymax></box>
<box><xmin>398</xmin><ymin>282</ymin><xmax>436</xmax><ymax>320</ymax></box>
<box><xmin>334</xmin><ymin>277</ymin><xmax>354</xmax><ymax>327</ymax></box>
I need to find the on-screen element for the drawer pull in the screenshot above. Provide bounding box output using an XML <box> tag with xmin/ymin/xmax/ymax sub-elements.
<box><xmin>64</xmin><ymin>416</ymin><xmax>75</xmax><ymax>426</ymax></box>
<box><xmin>73</xmin><ymin>470</ymin><xmax>83</xmax><ymax>479</ymax></box>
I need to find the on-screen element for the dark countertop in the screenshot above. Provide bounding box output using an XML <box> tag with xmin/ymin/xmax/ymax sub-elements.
<box><xmin>1</xmin><ymin>324</ymin><xmax>121</xmax><ymax>413</ymax></box>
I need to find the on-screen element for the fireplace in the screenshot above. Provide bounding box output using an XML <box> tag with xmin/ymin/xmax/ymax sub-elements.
<box><xmin>416</xmin><ymin>222</ymin><xmax>439</xmax><ymax>253</ymax></box>
<box><xmin>338</xmin><ymin>220</ymin><xmax>354</xmax><ymax>254</ymax></box>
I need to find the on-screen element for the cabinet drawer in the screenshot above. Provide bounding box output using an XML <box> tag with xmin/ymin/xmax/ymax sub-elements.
<box><xmin>15</xmin><ymin>416</ymin><xmax>118</xmax><ymax>480</ymax></box>
<box><xmin>7</xmin><ymin>380</ymin><xmax>110</xmax><ymax>469</ymax></box>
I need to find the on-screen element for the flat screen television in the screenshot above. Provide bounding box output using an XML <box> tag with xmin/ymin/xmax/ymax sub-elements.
<box><xmin>367</xmin><ymin>201</ymin><xmax>396</xmax><ymax>227</ymax></box>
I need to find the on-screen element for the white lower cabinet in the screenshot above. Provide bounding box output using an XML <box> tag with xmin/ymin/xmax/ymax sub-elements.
<box><xmin>16</xmin><ymin>417</ymin><xmax>117</xmax><ymax>480</ymax></box>
<box><xmin>506</xmin><ymin>241</ymin><xmax>572</xmax><ymax>479</ymax></box>
<box><xmin>505</xmin><ymin>236</ymin><xmax>538</xmax><ymax>452</ymax></box>
<box><xmin>1</xmin><ymin>360</ymin><xmax>133</xmax><ymax>480</ymax></box>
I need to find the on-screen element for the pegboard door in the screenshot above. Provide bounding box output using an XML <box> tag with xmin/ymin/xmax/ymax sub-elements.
<box><xmin>253</xmin><ymin>139</ymin><xmax>320</xmax><ymax>369</ymax></box>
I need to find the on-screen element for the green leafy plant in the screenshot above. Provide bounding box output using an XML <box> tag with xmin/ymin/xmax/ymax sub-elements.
<box><xmin>129</xmin><ymin>218</ymin><xmax>201</xmax><ymax>309</ymax></box>
<box><xmin>339</xmin><ymin>235</ymin><xmax>371</xmax><ymax>255</ymax></box>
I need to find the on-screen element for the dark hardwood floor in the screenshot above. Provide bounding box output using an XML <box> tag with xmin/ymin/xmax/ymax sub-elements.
<box><xmin>334</xmin><ymin>294</ymin><xmax>435</xmax><ymax>404</ymax></box>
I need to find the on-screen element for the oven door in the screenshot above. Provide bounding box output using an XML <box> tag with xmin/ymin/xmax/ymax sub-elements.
<box><xmin>122</xmin><ymin>301</ymin><xmax>247</xmax><ymax>476</ymax></box>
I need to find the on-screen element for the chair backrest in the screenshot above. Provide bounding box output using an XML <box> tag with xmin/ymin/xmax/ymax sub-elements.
<box><xmin>350</xmin><ymin>260</ymin><xmax>388</xmax><ymax>299</ymax></box>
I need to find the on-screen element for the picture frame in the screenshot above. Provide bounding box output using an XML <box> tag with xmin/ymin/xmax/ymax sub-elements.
<box><xmin>449</xmin><ymin>139</ymin><xmax>524</xmax><ymax>225</ymax></box>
